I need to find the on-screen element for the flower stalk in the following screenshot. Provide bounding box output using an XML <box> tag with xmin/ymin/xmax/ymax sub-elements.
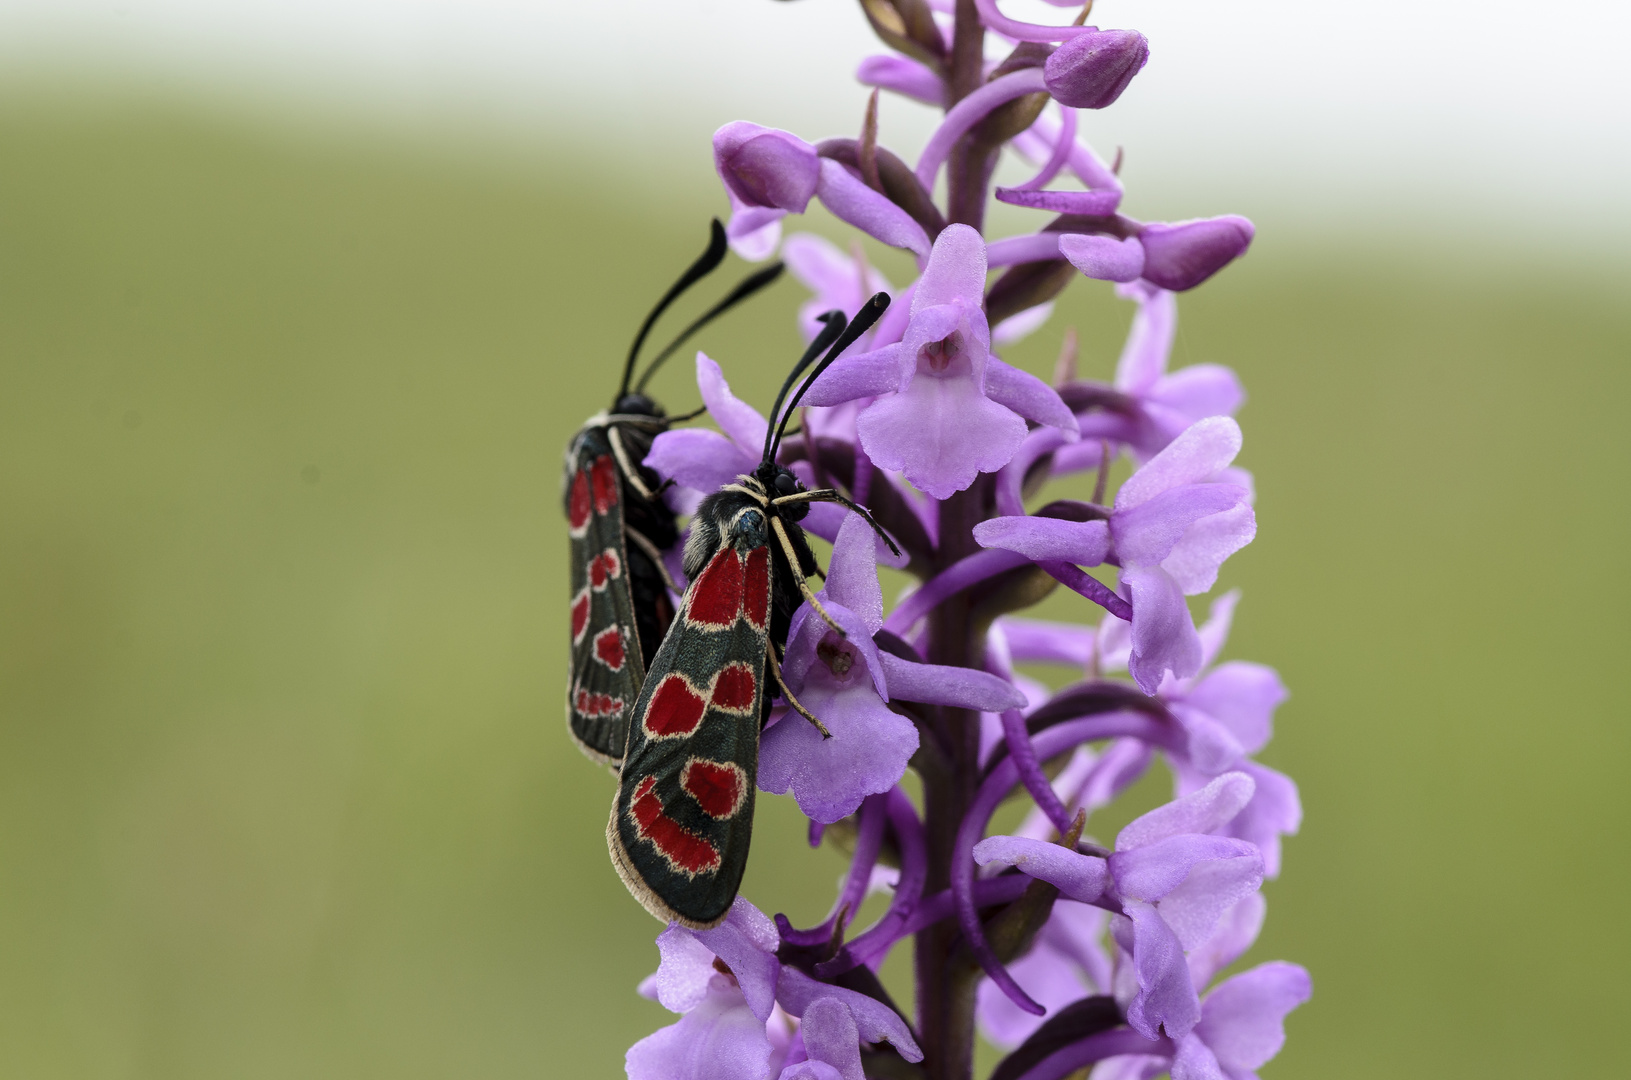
<box><xmin>616</xmin><ymin>3</ymin><xmax>1307</xmax><ymax>1079</ymax></box>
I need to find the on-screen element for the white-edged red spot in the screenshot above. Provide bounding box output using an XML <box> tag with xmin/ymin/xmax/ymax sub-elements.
<box><xmin>568</xmin><ymin>469</ymin><xmax>592</xmax><ymax>536</ymax></box>
<box><xmin>642</xmin><ymin>673</ymin><xmax>708</xmax><ymax>738</ymax></box>
<box><xmin>681</xmin><ymin>758</ymin><xmax>747</xmax><ymax>820</ymax></box>
<box><xmin>590</xmin><ymin>455</ymin><xmax>619</xmax><ymax>514</ymax></box>
<box><xmin>570</xmin><ymin>588</ymin><xmax>591</xmax><ymax>645</ymax></box>
<box><xmin>589</xmin><ymin>549</ymin><xmax>622</xmax><ymax>591</ymax></box>
<box><xmin>710</xmin><ymin>663</ymin><xmax>758</xmax><ymax>716</ymax></box>
<box><xmin>574</xmin><ymin>686</ymin><xmax>624</xmax><ymax>720</ymax></box>
<box><xmin>687</xmin><ymin>548</ymin><xmax>744</xmax><ymax>629</ymax></box>
<box><xmin>742</xmin><ymin>546</ymin><xmax>771</xmax><ymax>631</ymax></box>
<box><xmin>594</xmin><ymin>626</ymin><xmax>626</xmax><ymax>672</ymax></box>
<box><xmin>629</xmin><ymin>775</ymin><xmax>721</xmax><ymax>876</ymax></box>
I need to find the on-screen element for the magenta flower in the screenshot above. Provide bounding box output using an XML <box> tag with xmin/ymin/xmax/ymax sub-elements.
<box><xmin>974</xmin><ymin>772</ymin><xmax>1265</xmax><ymax>1040</ymax></box>
<box><xmin>803</xmin><ymin>224</ymin><xmax>1079</xmax><ymax>498</ymax></box>
<box><xmin>599</xmin><ymin>4</ymin><xmax>1307</xmax><ymax>1076</ymax></box>
<box><xmin>713</xmin><ymin>122</ymin><xmax>931</xmax><ymax>261</ymax></box>
<box><xmin>974</xmin><ymin>416</ymin><xmax>1255</xmax><ymax>691</ymax></box>
<box><xmin>762</xmin><ymin>514</ymin><xmax>1025</xmax><ymax>822</ymax></box>
<box><xmin>628</xmin><ymin>897</ymin><xmax>922</xmax><ymax>1080</ymax></box>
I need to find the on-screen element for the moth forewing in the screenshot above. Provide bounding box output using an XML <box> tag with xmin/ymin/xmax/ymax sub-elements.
<box><xmin>564</xmin><ymin>422</ymin><xmax>662</xmax><ymax>766</ymax></box>
<box><xmin>608</xmin><ymin>493</ymin><xmax>775</xmax><ymax>929</ymax></box>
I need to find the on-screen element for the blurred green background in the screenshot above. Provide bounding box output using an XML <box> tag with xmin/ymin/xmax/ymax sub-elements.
<box><xmin>0</xmin><ymin>88</ymin><xmax>1627</xmax><ymax>1079</ymax></box>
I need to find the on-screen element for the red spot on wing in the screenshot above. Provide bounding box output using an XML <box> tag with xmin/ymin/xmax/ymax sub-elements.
<box><xmin>570</xmin><ymin>590</ymin><xmax>591</xmax><ymax>644</ymax></box>
<box><xmin>594</xmin><ymin>627</ymin><xmax>625</xmax><ymax>672</ymax></box>
<box><xmin>710</xmin><ymin>663</ymin><xmax>758</xmax><ymax>716</ymax></box>
<box><xmin>688</xmin><ymin>549</ymin><xmax>745</xmax><ymax>629</ymax></box>
<box><xmin>591</xmin><ymin>455</ymin><xmax>619</xmax><ymax>514</ymax></box>
<box><xmin>630</xmin><ymin>776</ymin><xmax>721</xmax><ymax>875</ymax></box>
<box><xmin>590</xmin><ymin>549</ymin><xmax>622</xmax><ymax>591</ymax></box>
<box><xmin>681</xmin><ymin>759</ymin><xmax>746</xmax><ymax>820</ymax></box>
<box><xmin>742</xmin><ymin>546</ymin><xmax>771</xmax><ymax>631</ymax></box>
<box><xmin>643</xmin><ymin>674</ymin><xmax>708</xmax><ymax>738</ymax></box>
<box><xmin>574</xmin><ymin>686</ymin><xmax>623</xmax><ymax>719</ymax></box>
<box><xmin>568</xmin><ymin>469</ymin><xmax>592</xmax><ymax>534</ymax></box>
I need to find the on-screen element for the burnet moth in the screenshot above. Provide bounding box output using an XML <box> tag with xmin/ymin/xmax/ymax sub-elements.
<box><xmin>565</xmin><ymin>220</ymin><xmax>784</xmax><ymax>767</ymax></box>
<box><xmin>608</xmin><ymin>292</ymin><xmax>900</xmax><ymax>928</ymax></box>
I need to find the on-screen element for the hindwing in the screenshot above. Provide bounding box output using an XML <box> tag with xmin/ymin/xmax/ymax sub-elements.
<box><xmin>608</xmin><ymin>536</ymin><xmax>772</xmax><ymax>929</ymax></box>
<box><xmin>564</xmin><ymin>426</ymin><xmax>645</xmax><ymax>764</ymax></box>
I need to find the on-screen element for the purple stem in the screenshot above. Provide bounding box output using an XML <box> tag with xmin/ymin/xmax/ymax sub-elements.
<box><xmin>994</xmin><ymin>427</ymin><xmax>1072</xmax><ymax>517</ymax></box>
<box><xmin>884</xmin><ymin>549</ymin><xmax>1030</xmax><ymax>636</ymax></box>
<box><xmin>844</xmin><ymin>875</ymin><xmax>1034</xmax><ymax>972</ymax></box>
<box><xmin>916</xmin><ymin>67</ymin><xmax>1049</xmax><ymax>191</ymax></box>
<box><xmin>1000</xmin><ymin>708</ymin><xmax>1074</xmax><ymax>835</ymax></box>
<box><xmin>1012</xmin><ymin>104</ymin><xmax>1076</xmax><ymax>191</ymax></box>
<box><xmin>817</xmin><ymin>787</ymin><xmax>928</xmax><ymax>977</ymax></box>
<box><xmin>1040</xmin><ymin>560</ymin><xmax>1133</xmax><ymax>621</ymax></box>
<box><xmin>952</xmin><ymin>714</ymin><xmax>1179</xmax><ymax>1014</ymax></box>
<box><xmin>1011</xmin><ymin>1030</ymin><xmax>1175</xmax><ymax>1080</ymax></box>
<box><xmin>780</xmin><ymin>794</ymin><xmax>888</xmax><ymax>948</ymax></box>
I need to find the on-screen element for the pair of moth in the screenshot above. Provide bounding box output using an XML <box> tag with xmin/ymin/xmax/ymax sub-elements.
<box><xmin>564</xmin><ymin>221</ymin><xmax>896</xmax><ymax>929</ymax></box>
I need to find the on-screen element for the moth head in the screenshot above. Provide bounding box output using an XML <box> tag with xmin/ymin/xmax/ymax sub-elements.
<box><xmin>613</xmin><ymin>392</ymin><xmax>665</xmax><ymax>418</ymax></box>
<box><xmin>756</xmin><ymin>462</ymin><xmax>809</xmax><ymax>521</ymax></box>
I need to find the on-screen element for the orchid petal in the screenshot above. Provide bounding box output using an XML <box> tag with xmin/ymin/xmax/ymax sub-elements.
<box><xmin>1060</xmin><ymin>232</ymin><xmax>1145</xmax><ymax>282</ymax></box>
<box><xmin>857</xmin><ymin>374</ymin><xmax>1028</xmax><ymax>499</ymax></box>
<box><xmin>1114</xmin><ymin>283</ymin><xmax>1176</xmax><ymax>395</ymax></box>
<box><xmin>1162</xmin><ymin>502</ymin><xmax>1256</xmax><ymax>594</ymax></box>
<box><xmin>816</xmin><ymin>159</ymin><xmax>931</xmax><ymax>257</ymax></box>
<box><xmin>878</xmin><ymin>652</ymin><xmax>1026</xmax><ymax>711</ymax></box>
<box><xmin>972</xmin><ymin>835</ymin><xmax>1110</xmax><ymax>902</ymax></box>
<box><xmin>803</xmin><ymin>344</ymin><xmax>908</xmax><ymax>406</ymax></box>
<box><xmin>627</xmin><ymin>977</ymin><xmax>775</xmax><ymax>1080</ymax></box>
<box><xmin>1194</xmin><ymin>962</ymin><xmax>1312</xmax><ymax>1072</ymax></box>
<box><xmin>857</xmin><ymin>54</ymin><xmax>944</xmax><ymax>106</ymax></box>
<box><xmin>646</xmin><ymin>427</ymin><xmax>755</xmax><ymax>495</ymax></box>
<box><xmin>984</xmin><ymin>356</ymin><xmax>1080</xmax><ymax>434</ymax></box>
<box><xmin>1116</xmin><ymin>900</ymin><xmax>1201</xmax><ymax>1039</ymax></box>
<box><xmin>696</xmin><ymin>353</ymin><xmax>770</xmax><ymax>454</ymax></box>
<box><xmin>1122</xmin><ymin>565</ymin><xmax>1203</xmax><ymax>693</ymax></box>
<box><xmin>1118</xmin><ymin>772</ymin><xmax>1256</xmax><ymax>850</ymax></box>
<box><xmin>777</xmin><ymin>967</ymin><xmax>923</xmax><ymax>1061</ymax></box>
<box><xmin>1115</xmin><ymin>417</ymin><xmax>1243</xmax><ymax>511</ymax></box>
<box><xmin>1112</xmin><ymin>484</ymin><xmax>1249</xmax><ymax>569</ymax></box>
<box><xmin>975</xmin><ymin>516</ymin><xmax>1112</xmax><ymax>567</ymax></box>
<box><xmin>912</xmin><ymin>224</ymin><xmax>987</xmax><ymax>311</ymax></box>
<box><xmin>1185</xmin><ymin>662</ymin><xmax>1286</xmax><ymax>758</ymax></box>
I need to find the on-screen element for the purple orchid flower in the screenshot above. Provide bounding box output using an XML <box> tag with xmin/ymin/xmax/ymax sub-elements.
<box><xmin>606</xmin><ymin>4</ymin><xmax>1307</xmax><ymax>1075</ymax></box>
<box><xmin>973</xmin><ymin>772</ymin><xmax>1265</xmax><ymax>1040</ymax></box>
<box><xmin>628</xmin><ymin>897</ymin><xmax>922</xmax><ymax>1080</ymax></box>
<box><xmin>713</xmin><ymin>122</ymin><xmax>931</xmax><ymax>261</ymax></box>
<box><xmin>802</xmin><ymin>224</ymin><xmax>1079</xmax><ymax>499</ymax></box>
<box><xmin>762</xmin><ymin>513</ymin><xmax>1026</xmax><ymax>823</ymax></box>
<box><xmin>975</xmin><ymin>415</ymin><xmax>1256</xmax><ymax>692</ymax></box>
<box><xmin>628</xmin><ymin>899</ymin><xmax>791</xmax><ymax>1080</ymax></box>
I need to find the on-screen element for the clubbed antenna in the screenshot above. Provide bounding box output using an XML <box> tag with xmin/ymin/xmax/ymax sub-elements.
<box><xmin>618</xmin><ymin>219</ymin><xmax>729</xmax><ymax>400</ymax></box>
<box><xmin>634</xmin><ymin>262</ymin><xmax>787</xmax><ymax>393</ymax></box>
<box><xmin>760</xmin><ymin>311</ymin><xmax>849</xmax><ymax>466</ymax></box>
<box><xmin>766</xmin><ymin>292</ymin><xmax>891</xmax><ymax>465</ymax></box>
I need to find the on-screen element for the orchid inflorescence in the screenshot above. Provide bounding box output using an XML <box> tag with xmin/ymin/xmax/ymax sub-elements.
<box><xmin>620</xmin><ymin>3</ymin><xmax>1308</xmax><ymax>1078</ymax></box>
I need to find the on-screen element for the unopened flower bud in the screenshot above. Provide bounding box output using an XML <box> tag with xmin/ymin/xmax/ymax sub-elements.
<box><xmin>1137</xmin><ymin>216</ymin><xmax>1255</xmax><ymax>291</ymax></box>
<box><xmin>1043</xmin><ymin>28</ymin><xmax>1149</xmax><ymax>109</ymax></box>
<box><xmin>713</xmin><ymin>122</ymin><xmax>821</xmax><ymax>212</ymax></box>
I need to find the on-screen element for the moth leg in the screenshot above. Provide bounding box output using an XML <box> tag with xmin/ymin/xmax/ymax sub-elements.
<box><xmin>625</xmin><ymin>525</ymin><xmax>682</xmax><ymax>595</ymax></box>
<box><xmin>767</xmin><ymin>642</ymin><xmax>831</xmax><ymax>738</ymax></box>
<box><xmin>770</xmin><ymin>515</ymin><xmax>844</xmax><ymax>637</ymax></box>
<box><xmin>607</xmin><ymin>425</ymin><xmax>658</xmax><ymax>502</ymax></box>
<box><xmin>772</xmin><ymin>490</ymin><xmax>902</xmax><ymax>558</ymax></box>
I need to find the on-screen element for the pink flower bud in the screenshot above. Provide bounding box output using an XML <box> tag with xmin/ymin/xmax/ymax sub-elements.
<box><xmin>1043</xmin><ymin>28</ymin><xmax>1149</xmax><ymax>109</ymax></box>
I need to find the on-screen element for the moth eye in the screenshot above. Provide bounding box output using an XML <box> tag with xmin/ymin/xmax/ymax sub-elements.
<box><xmin>774</xmin><ymin>472</ymin><xmax>800</xmax><ymax>496</ymax></box>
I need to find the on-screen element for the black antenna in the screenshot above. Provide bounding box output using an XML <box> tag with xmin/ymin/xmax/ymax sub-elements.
<box><xmin>760</xmin><ymin>311</ymin><xmax>848</xmax><ymax>466</ymax></box>
<box><xmin>634</xmin><ymin>262</ymin><xmax>787</xmax><ymax>393</ymax></box>
<box><xmin>766</xmin><ymin>292</ymin><xmax>891</xmax><ymax>464</ymax></box>
<box><xmin>618</xmin><ymin>219</ymin><xmax>729</xmax><ymax>400</ymax></box>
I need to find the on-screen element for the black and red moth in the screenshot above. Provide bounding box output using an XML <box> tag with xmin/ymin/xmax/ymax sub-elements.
<box><xmin>565</xmin><ymin>220</ymin><xmax>784</xmax><ymax>767</ymax></box>
<box><xmin>608</xmin><ymin>293</ymin><xmax>899</xmax><ymax>928</ymax></box>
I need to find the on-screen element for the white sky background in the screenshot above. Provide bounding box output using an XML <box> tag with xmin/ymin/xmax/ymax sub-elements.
<box><xmin>1</xmin><ymin>0</ymin><xmax>1628</xmax><ymax>246</ymax></box>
